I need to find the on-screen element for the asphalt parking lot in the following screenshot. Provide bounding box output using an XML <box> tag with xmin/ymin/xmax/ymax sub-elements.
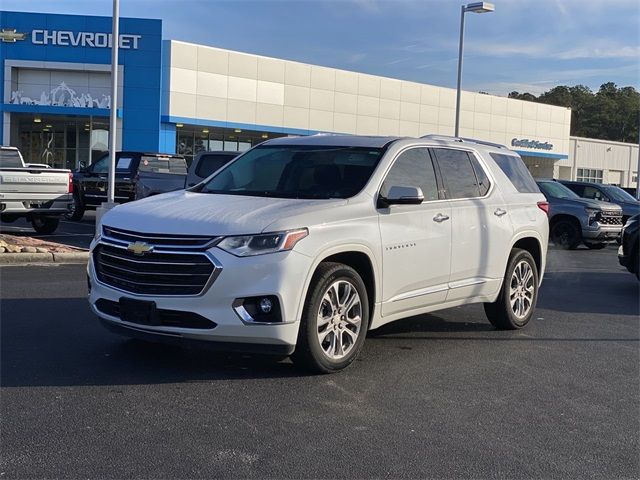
<box><xmin>1</xmin><ymin>246</ymin><xmax>638</xmax><ymax>479</ymax></box>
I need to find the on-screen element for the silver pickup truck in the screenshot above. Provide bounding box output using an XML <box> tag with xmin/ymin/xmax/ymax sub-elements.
<box><xmin>0</xmin><ymin>146</ymin><xmax>72</xmax><ymax>234</ymax></box>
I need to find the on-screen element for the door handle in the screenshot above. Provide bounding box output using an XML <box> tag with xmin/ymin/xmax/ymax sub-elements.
<box><xmin>494</xmin><ymin>208</ymin><xmax>507</xmax><ymax>217</ymax></box>
<box><xmin>433</xmin><ymin>213</ymin><xmax>450</xmax><ymax>223</ymax></box>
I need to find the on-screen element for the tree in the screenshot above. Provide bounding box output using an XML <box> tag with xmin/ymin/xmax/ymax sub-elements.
<box><xmin>507</xmin><ymin>83</ymin><xmax>639</xmax><ymax>143</ymax></box>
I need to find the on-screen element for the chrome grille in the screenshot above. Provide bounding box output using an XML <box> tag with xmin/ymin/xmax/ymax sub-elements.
<box><xmin>93</xmin><ymin>243</ymin><xmax>219</xmax><ymax>296</ymax></box>
<box><xmin>102</xmin><ymin>225</ymin><xmax>220</xmax><ymax>250</ymax></box>
<box><xmin>596</xmin><ymin>211</ymin><xmax>622</xmax><ymax>226</ymax></box>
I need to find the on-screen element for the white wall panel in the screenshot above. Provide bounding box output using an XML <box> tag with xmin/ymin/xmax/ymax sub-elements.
<box><xmin>197</xmin><ymin>47</ymin><xmax>228</xmax><ymax>75</ymax></box>
<box><xmin>256</xmin><ymin>80</ymin><xmax>284</xmax><ymax>105</ymax></box>
<box><xmin>311</xmin><ymin>66</ymin><xmax>335</xmax><ymax>91</ymax></box>
<box><xmin>227</xmin><ymin>77</ymin><xmax>257</xmax><ymax>102</ymax></box>
<box><xmin>335</xmin><ymin>70</ymin><xmax>358</xmax><ymax>95</ymax></box>
<box><xmin>285</xmin><ymin>62</ymin><xmax>311</xmax><ymax>87</ymax></box>
<box><xmin>257</xmin><ymin>57</ymin><xmax>285</xmax><ymax>83</ymax></box>
<box><xmin>284</xmin><ymin>85</ymin><xmax>310</xmax><ymax>108</ymax></box>
<box><xmin>228</xmin><ymin>52</ymin><xmax>258</xmax><ymax>80</ymax></box>
<box><xmin>309</xmin><ymin>88</ymin><xmax>335</xmax><ymax>112</ymax></box>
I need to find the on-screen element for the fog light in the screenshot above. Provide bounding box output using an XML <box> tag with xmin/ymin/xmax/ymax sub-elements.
<box><xmin>259</xmin><ymin>297</ymin><xmax>273</xmax><ymax>313</ymax></box>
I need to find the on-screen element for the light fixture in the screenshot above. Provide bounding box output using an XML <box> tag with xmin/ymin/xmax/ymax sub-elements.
<box><xmin>464</xmin><ymin>1</ymin><xmax>495</xmax><ymax>13</ymax></box>
<box><xmin>85</xmin><ymin>123</ymin><xmax>90</xmax><ymax>127</ymax></box>
<box><xmin>228</xmin><ymin>135</ymin><xmax>235</xmax><ymax>139</ymax></box>
<box><xmin>202</xmin><ymin>129</ymin><xmax>209</xmax><ymax>133</ymax></box>
<box><xmin>176</xmin><ymin>123</ymin><xmax>183</xmax><ymax>128</ymax></box>
<box><xmin>234</xmin><ymin>129</ymin><xmax>242</xmax><ymax>133</ymax></box>
<box><xmin>34</xmin><ymin>117</ymin><xmax>42</xmax><ymax>123</ymax></box>
<box><xmin>43</xmin><ymin>128</ymin><xmax>50</xmax><ymax>132</ymax></box>
<box><xmin>261</xmin><ymin>134</ymin><xmax>269</xmax><ymax>139</ymax></box>
<box><xmin>45</xmin><ymin>124</ymin><xmax>53</xmax><ymax>128</ymax></box>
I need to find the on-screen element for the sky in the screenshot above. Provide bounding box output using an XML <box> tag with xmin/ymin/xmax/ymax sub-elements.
<box><xmin>3</xmin><ymin>0</ymin><xmax>639</xmax><ymax>96</ymax></box>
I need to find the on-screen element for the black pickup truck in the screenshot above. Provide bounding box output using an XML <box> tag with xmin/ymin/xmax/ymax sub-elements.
<box><xmin>68</xmin><ymin>152</ymin><xmax>187</xmax><ymax>221</ymax></box>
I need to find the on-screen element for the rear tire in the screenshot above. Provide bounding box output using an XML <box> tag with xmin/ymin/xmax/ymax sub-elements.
<box><xmin>484</xmin><ymin>249</ymin><xmax>539</xmax><ymax>330</ymax></box>
<box><xmin>291</xmin><ymin>262</ymin><xmax>369</xmax><ymax>374</ymax></box>
<box><xmin>550</xmin><ymin>219</ymin><xmax>581</xmax><ymax>250</ymax></box>
<box><xmin>65</xmin><ymin>194</ymin><xmax>85</xmax><ymax>221</ymax></box>
<box><xmin>31</xmin><ymin>216</ymin><xmax>59</xmax><ymax>234</ymax></box>
<box><xmin>584</xmin><ymin>242</ymin><xmax>607</xmax><ymax>250</ymax></box>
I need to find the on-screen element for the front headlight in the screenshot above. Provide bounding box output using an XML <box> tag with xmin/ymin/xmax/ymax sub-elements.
<box><xmin>217</xmin><ymin>228</ymin><xmax>308</xmax><ymax>257</ymax></box>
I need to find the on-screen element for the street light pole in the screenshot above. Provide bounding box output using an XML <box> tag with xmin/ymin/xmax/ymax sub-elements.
<box><xmin>107</xmin><ymin>0</ymin><xmax>120</xmax><ymax>205</ymax></box>
<box><xmin>454</xmin><ymin>2</ymin><xmax>495</xmax><ymax>138</ymax></box>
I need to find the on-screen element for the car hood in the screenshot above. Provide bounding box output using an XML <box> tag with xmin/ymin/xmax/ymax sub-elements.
<box><xmin>100</xmin><ymin>190</ymin><xmax>347</xmax><ymax>236</ymax></box>
<box><xmin>563</xmin><ymin>197</ymin><xmax>622</xmax><ymax>211</ymax></box>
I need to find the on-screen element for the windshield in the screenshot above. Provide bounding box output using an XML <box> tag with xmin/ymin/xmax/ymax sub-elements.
<box><xmin>603</xmin><ymin>185</ymin><xmax>638</xmax><ymax>203</ymax></box>
<box><xmin>0</xmin><ymin>149</ymin><xmax>23</xmax><ymax>168</ymax></box>
<box><xmin>198</xmin><ymin>145</ymin><xmax>385</xmax><ymax>199</ymax></box>
<box><xmin>537</xmin><ymin>181</ymin><xmax>580</xmax><ymax>199</ymax></box>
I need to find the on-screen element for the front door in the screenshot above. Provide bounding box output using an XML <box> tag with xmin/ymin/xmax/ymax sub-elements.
<box><xmin>378</xmin><ymin>147</ymin><xmax>452</xmax><ymax>317</ymax></box>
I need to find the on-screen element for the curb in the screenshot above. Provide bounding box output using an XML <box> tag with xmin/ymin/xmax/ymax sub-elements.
<box><xmin>0</xmin><ymin>251</ymin><xmax>89</xmax><ymax>265</ymax></box>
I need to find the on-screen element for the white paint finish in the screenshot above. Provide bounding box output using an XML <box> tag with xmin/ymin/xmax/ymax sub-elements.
<box><xmin>419</xmin><ymin>104</ymin><xmax>439</xmax><ymax>125</ymax></box>
<box><xmin>439</xmin><ymin>88</ymin><xmax>456</xmax><ymax>109</ymax></box>
<box><xmin>309</xmin><ymin>109</ymin><xmax>333</xmax><ymax>132</ymax></box>
<box><xmin>284</xmin><ymin>62</ymin><xmax>311</xmax><ymax>87</ymax></box>
<box><xmin>227</xmin><ymin>99</ymin><xmax>256</xmax><ymax>124</ymax></box>
<box><xmin>196</xmin><ymin>95</ymin><xmax>227</xmax><ymax>121</ymax></box>
<box><xmin>400</xmin><ymin>101</ymin><xmax>420</xmax><ymax>122</ymax></box>
<box><xmin>460</xmin><ymin>91</ymin><xmax>475</xmax><ymax>111</ymax></box>
<box><xmin>309</xmin><ymin>88</ymin><xmax>335</xmax><ymax>112</ymax></box>
<box><xmin>333</xmin><ymin>112</ymin><xmax>357</xmax><ymax>133</ymax></box>
<box><xmin>459</xmin><ymin>111</ymin><xmax>474</xmax><ymax>129</ymax></box>
<box><xmin>507</xmin><ymin>99</ymin><xmax>523</xmax><ymax>118</ymax></box>
<box><xmin>357</xmin><ymin>74</ymin><xmax>380</xmax><ymax>97</ymax></box>
<box><xmin>257</xmin><ymin>57</ymin><xmax>285</xmax><ymax>83</ymax></box>
<box><xmin>380</xmin><ymin>78</ymin><xmax>401</xmax><ymax>100</ymax></box>
<box><xmin>169</xmin><ymin>91</ymin><xmax>196</xmax><ymax>118</ymax></box>
<box><xmin>256</xmin><ymin>80</ymin><xmax>284</xmax><ymax>105</ymax></box>
<box><xmin>334</xmin><ymin>92</ymin><xmax>357</xmax><ymax>114</ymax></box>
<box><xmin>227</xmin><ymin>76</ymin><xmax>257</xmax><ymax>103</ymax></box>
<box><xmin>284</xmin><ymin>85</ymin><xmax>310</xmax><ymax>109</ymax></box>
<box><xmin>398</xmin><ymin>120</ymin><xmax>420</xmax><ymax>137</ymax></box>
<box><xmin>378</xmin><ymin>118</ymin><xmax>400</xmax><ymax>136</ymax></box>
<box><xmin>228</xmin><ymin>52</ymin><xmax>258</xmax><ymax>80</ymax></box>
<box><xmin>379</xmin><ymin>98</ymin><xmax>401</xmax><ymax>120</ymax></box>
<box><xmin>420</xmin><ymin>84</ymin><xmax>440</xmax><ymax>106</ymax></box>
<box><xmin>489</xmin><ymin>115</ymin><xmax>507</xmax><ymax>133</ymax></box>
<box><xmin>474</xmin><ymin>93</ymin><xmax>492</xmax><ymax>114</ymax></box>
<box><xmin>439</xmin><ymin>108</ymin><xmax>455</xmax><ymax>127</ymax></box>
<box><xmin>170</xmin><ymin>41</ymin><xmax>197</xmax><ymax>70</ymax></box>
<box><xmin>522</xmin><ymin>102</ymin><xmax>537</xmax><ymax>120</ymax></box>
<box><xmin>197</xmin><ymin>46</ymin><xmax>229</xmax><ymax>75</ymax></box>
<box><xmin>170</xmin><ymin>67</ymin><xmax>197</xmax><ymax>94</ymax></box>
<box><xmin>473</xmin><ymin>112</ymin><xmax>492</xmax><ymax>131</ymax></box>
<box><xmin>357</xmin><ymin>95</ymin><xmax>379</xmax><ymax>117</ymax></box>
<box><xmin>256</xmin><ymin>102</ymin><xmax>284</xmax><ymax>127</ymax></box>
<box><xmin>356</xmin><ymin>115</ymin><xmax>378</xmax><ymax>135</ymax></box>
<box><xmin>310</xmin><ymin>66</ymin><xmax>335</xmax><ymax>91</ymax></box>
<box><xmin>283</xmin><ymin>105</ymin><xmax>309</xmax><ymax>129</ymax></box>
<box><xmin>400</xmin><ymin>81</ymin><xmax>421</xmax><ymax>104</ymax></box>
<box><xmin>335</xmin><ymin>70</ymin><xmax>358</xmax><ymax>94</ymax></box>
<box><xmin>491</xmin><ymin>96</ymin><xmax>508</xmax><ymax>116</ymax></box>
<box><xmin>196</xmin><ymin>71</ymin><xmax>228</xmax><ymax>98</ymax></box>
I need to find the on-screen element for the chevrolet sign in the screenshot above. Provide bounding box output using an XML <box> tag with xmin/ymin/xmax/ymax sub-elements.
<box><xmin>127</xmin><ymin>241</ymin><xmax>154</xmax><ymax>256</ymax></box>
<box><xmin>0</xmin><ymin>28</ymin><xmax>141</xmax><ymax>49</ymax></box>
<box><xmin>0</xmin><ymin>29</ymin><xmax>26</xmax><ymax>42</ymax></box>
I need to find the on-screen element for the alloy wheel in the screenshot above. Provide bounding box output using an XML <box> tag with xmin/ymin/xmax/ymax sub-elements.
<box><xmin>509</xmin><ymin>260</ymin><xmax>535</xmax><ymax>319</ymax></box>
<box><xmin>316</xmin><ymin>280</ymin><xmax>362</xmax><ymax>360</ymax></box>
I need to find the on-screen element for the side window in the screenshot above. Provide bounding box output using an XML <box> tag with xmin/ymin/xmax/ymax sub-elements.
<box><xmin>433</xmin><ymin>148</ymin><xmax>480</xmax><ymax>199</ymax></box>
<box><xmin>565</xmin><ymin>183</ymin><xmax>584</xmax><ymax>196</ymax></box>
<box><xmin>195</xmin><ymin>154</ymin><xmax>235</xmax><ymax>179</ymax></box>
<box><xmin>469</xmin><ymin>155</ymin><xmax>491</xmax><ymax>196</ymax></box>
<box><xmin>380</xmin><ymin>148</ymin><xmax>439</xmax><ymax>202</ymax></box>
<box><xmin>489</xmin><ymin>153</ymin><xmax>539</xmax><ymax>193</ymax></box>
<box><xmin>90</xmin><ymin>156</ymin><xmax>109</xmax><ymax>173</ymax></box>
<box><xmin>139</xmin><ymin>156</ymin><xmax>187</xmax><ymax>174</ymax></box>
<box><xmin>583</xmin><ymin>185</ymin><xmax>607</xmax><ymax>201</ymax></box>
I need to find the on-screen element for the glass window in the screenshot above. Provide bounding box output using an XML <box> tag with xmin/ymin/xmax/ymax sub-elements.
<box><xmin>577</xmin><ymin>168</ymin><xmax>603</xmax><ymax>183</ymax></box>
<box><xmin>199</xmin><ymin>145</ymin><xmax>384</xmax><ymax>199</ymax></box>
<box><xmin>603</xmin><ymin>185</ymin><xmax>637</xmax><ymax>203</ymax></box>
<box><xmin>139</xmin><ymin>155</ymin><xmax>187</xmax><ymax>174</ymax></box>
<box><xmin>195</xmin><ymin>153</ymin><xmax>238</xmax><ymax>179</ymax></box>
<box><xmin>582</xmin><ymin>185</ymin><xmax>607</xmax><ymax>201</ymax></box>
<box><xmin>469</xmin><ymin>154</ymin><xmax>491</xmax><ymax>196</ymax></box>
<box><xmin>0</xmin><ymin>149</ymin><xmax>24</xmax><ymax>168</ymax></box>
<box><xmin>490</xmin><ymin>153</ymin><xmax>539</xmax><ymax>193</ymax></box>
<box><xmin>433</xmin><ymin>148</ymin><xmax>480</xmax><ymax>199</ymax></box>
<box><xmin>537</xmin><ymin>181</ymin><xmax>580</xmax><ymax>200</ymax></box>
<box><xmin>380</xmin><ymin>148</ymin><xmax>438</xmax><ymax>201</ymax></box>
<box><xmin>90</xmin><ymin>154</ymin><xmax>135</xmax><ymax>173</ymax></box>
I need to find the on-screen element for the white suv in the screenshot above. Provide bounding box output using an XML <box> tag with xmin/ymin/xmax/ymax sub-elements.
<box><xmin>88</xmin><ymin>134</ymin><xmax>549</xmax><ymax>373</ymax></box>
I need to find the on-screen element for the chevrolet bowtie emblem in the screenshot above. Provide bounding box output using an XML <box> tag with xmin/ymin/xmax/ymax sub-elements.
<box><xmin>0</xmin><ymin>29</ymin><xmax>27</xmax><ymax>43</ymax></box>
<box><xmin>127</xmin><ymin>241</ymin><xmax>154</xmax><ymax>256</ymax></box>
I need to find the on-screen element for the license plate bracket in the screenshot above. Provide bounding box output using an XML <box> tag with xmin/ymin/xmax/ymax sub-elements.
<box><xmin>119</xmin><ymin>297</ymin><xmax>158</xmax><ymax>325</ymax></box>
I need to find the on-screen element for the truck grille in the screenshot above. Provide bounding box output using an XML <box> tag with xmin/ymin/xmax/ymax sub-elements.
<box><xmin>102</xmin><ymin>226</ymin><xmax>219</xmax><ymax>249</ymax></box>
<box><xmin>596</xmin><ymin>211</ymin><xmax>622</xmax><ymax>226</ymax></box>
<box><xmin>93</xmin><ymin>243</ymin><xmax>219</xmax><ymax>296</ymax></box>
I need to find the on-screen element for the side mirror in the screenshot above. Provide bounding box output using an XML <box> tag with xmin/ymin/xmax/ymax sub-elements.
<box><xmin>378</xmin><ymin>185</ymin><xmax>424</xmax><ymax>208</ymax></box>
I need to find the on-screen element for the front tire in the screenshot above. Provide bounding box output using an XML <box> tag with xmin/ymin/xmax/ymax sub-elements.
<box><xmin>550</xmin><ymin>219</ymin><xmax>581</xmax><ymax>249</ymax></box>
<box><xmin>292</xmin><ymin>262</ymin><xmax>369</xmax><ymax>374</ymax></box>
<box><xmin>31</xmin><ymin>216</ymin><xmax>59</xmax><ymax>234</ymax></box>
<box><xmin>484</xmin><ymin>249</ymin><xmax>539</xmax><ymax>330</ymax></box>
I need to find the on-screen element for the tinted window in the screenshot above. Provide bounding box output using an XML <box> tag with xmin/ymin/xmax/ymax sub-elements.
<box><xmin>433</xmin><ymin>148</ymin><xmax>480</xmax><ymax>199</ymax></box>
<box><xmin>199</xmin><ymin>145</ymin><xmax>384</xmax><ymax>199</ymax></box>
<box><xmin>381</xmin><ymin>148</ymin><xmax>438</xmax><ymax>201</ymax></box>
<box><xmin>490</xmin><ymin>153</ymin><xmax>540</xmax><ymax>193</ymax></box>
<box><xmin>195</xmin><ymin>153</ymin><xmax>237</xmax><ymax>179</ymax></box>
<box><xmin>537</xmin><ymin>181</ymin><xmax>580</xmax><ymax>199</ymax></box>
<box><xmin>139</xmin><ymin>156</ymin><xmax>187</xmax><ymax>174</ymax></box>
<box><xmin>0</xmin><ymin>149</ymin><xmax>23</xmax><ymax>168</ymax></box>
<box><xmin>469</xmin><ymin>155</ymin><xmax>491</xmax><ymax>196</ymax></box>
<box><xmin>563</xmin><ymin>183</ymin><xmax>584</xmax><ymax>196</ymax></box>
<box><xmin>90</xmin><ymin>155</ymin><xmax>134</xmax><ymax>173</ymax></box>
<box><xmin>582</xmin><ymin>185</ymin><xmax>607</xmax><ymax>201</ymax></box>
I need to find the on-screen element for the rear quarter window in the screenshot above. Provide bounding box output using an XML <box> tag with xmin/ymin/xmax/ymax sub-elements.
<box><xmin>0</xmin><ymin>150</ymin><xmax>23</xmax><ymax>168</ymax></box>
<box><xmin>139</xmin><ymin>156</ymin><xmax>187</xmax><ymax>174</ymax></box>
<box><xmin>490</xmin><ymin>153</ymin><xmax>540</xmax><ymax>193</ymax></box>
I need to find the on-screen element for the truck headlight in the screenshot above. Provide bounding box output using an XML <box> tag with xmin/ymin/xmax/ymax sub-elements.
<box><xmin>217</xmin><ymin>228</ymin><xmax>308</xmax><ymax>257</ymax></box>
<box><xmin>585</xmin><ymin>208</ymin><xmax>598</xmax><ymax>225</ymax></box>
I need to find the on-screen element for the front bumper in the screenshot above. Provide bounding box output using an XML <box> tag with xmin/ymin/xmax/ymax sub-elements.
<box><xmin>88</xmin><ymin>242</ymin><xmax>312</xmax><ymax>353</ymax></box>
<box><xmin>582</xmin><ymin>223</ymin><xmax>622</xmax><ymax>242</ymax></box>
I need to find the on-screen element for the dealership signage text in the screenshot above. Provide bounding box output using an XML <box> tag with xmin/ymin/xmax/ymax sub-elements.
<box><xmin>511</xmin><ymin>138</ymin><xmax>554</xmax><ymax>151</ymax></box>
<box><xmin>31</xmin><ymin>30</ymin><xmax>141</xmax><ymax>49</ymax></box>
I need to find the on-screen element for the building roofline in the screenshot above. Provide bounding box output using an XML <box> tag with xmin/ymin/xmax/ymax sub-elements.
<box><xmin>570</xmin><ymin>136</ymin><xmax>639</xmax><ymax>148</ymax></box>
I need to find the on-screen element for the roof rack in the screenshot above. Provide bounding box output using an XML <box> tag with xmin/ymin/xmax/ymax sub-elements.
<box><xmin>420</xmin><ymin>134</ymin><xmax>508</xmax><ymax>150</ymax></box>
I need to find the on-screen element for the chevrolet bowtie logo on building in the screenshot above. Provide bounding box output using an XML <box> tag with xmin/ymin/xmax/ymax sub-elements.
<box><xmin>127</xmin><ymin>241</ymin><xmax>154</xmax><ymax>256</ymax></box>
<box><xmin>0</xmin><ymin>29</ymin><xmax>27</xmax><ymax>43</ymax></box>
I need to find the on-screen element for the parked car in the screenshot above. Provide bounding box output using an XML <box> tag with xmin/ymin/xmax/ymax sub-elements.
<box><xmin>186</xmin><ymin>151</ymin><xmax>239</xmax><ymax>188</ymax></box>
<box><xmin>89</xmin><ymin>134</ymin><xmax>549</xmax><ymax>373</ymax></box>
<box><xmin>536</xmin><ymin>179</ymin><xmax>623</xmax><ymax>249</ymax></box>
<box><xmin>68</xmin><ymin>152</ymin><xmax>187</xmax><ymax>220</ymax></box>
<box><xmin>0</xmin><ymin>146</ymin><xmax>72</xmax><ymax>234</ymax></box>
<box><xmin>618</xmin><ymin>214</ymin><xmax>639</xmax><ymax>280</ymax></box>
<box><xmin>559</xmin><ymin>180</ymin><xmax>640</xmax><ymax>224</ymax></box>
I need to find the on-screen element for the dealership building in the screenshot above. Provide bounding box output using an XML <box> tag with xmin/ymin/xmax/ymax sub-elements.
<box><xmin>1</xmin><ymin>10</ymin><xmax>637</xmax><ymax>189</ymax></box>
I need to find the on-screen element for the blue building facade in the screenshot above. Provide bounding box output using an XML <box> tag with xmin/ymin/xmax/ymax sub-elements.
<box><xmin>0</xmin><ymin>11</ymin><xmax>163</xmax><ymax>167</ymax></box>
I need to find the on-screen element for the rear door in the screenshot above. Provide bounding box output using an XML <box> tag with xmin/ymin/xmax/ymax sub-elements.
<box><xmin>432</xmin><ymin>148</ymin><xmax>513</xmax><ymax>301</ymax></box>
<box><xmin>378</xmin><ymin>147</ymin><xmax>452</xmax><ymax>316</ymax></box>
